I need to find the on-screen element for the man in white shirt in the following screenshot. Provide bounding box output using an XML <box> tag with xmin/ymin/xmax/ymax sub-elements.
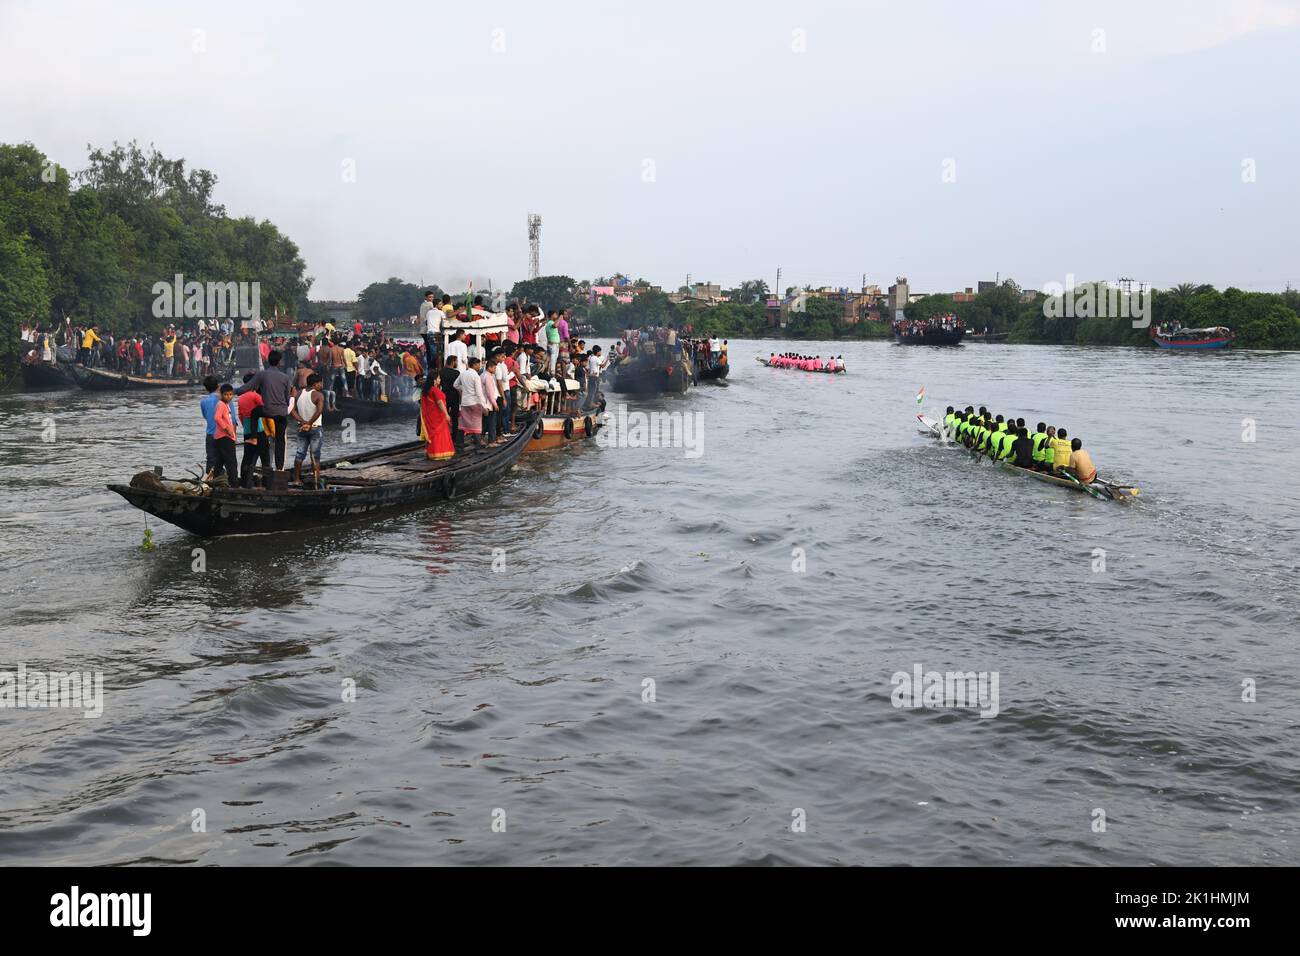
<box><xmin>445</xmin><ymin>331</ymin><xmax>469</xmax><ymax>369</ymax></box>
<box><xmin>420</xmin><ymin>291</ymin><xmax>441</xmax><ymax>364</ymax></box>
<box><xmin>355</xmin><ymin>351</ymin><xmax>372</xmax><ymax>399</ymax></box>
<box><xmin>493</xmin><ymin>351</ymin><xmax>513</xmax><ymax>435</ymax></box>
<box><xmin>455</xmin><ymin>356</ymin><xmax>489</xmax><ymax>447</ymax></box>
<box><xmin>584</xmin><ymin>345</ymin><xmax>603</xmax><ymax>411</ymax></box>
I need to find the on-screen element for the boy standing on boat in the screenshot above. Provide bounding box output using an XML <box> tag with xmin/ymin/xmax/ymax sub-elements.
<box><xmin>211</xmin><ymin>383</ymin><xmax>240</xmax><ymax>487</ymax></box>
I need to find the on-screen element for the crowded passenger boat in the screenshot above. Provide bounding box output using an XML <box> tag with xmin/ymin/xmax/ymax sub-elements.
<box><xmin>607</xmin><ymin>326</ymin><xmax>694</xmax><ymax>393</ymax></box>
<box><xmin>893</xmin><ymin>314</ymin><xmax>965</xmax><ymax>345</ymax></box>
<box><xmin>107</xmin><ymin>289</ymin><xmax>614</xmax><ymax>534</ymax></box>
<box><xmin>1149</xmin><ymin>323</ymin><xmax>1234</xmax><ymax>350</ymax></box>
<box><xmin>758</xmin><ymin>353</ymin><xmax>846</xmax><ymax>373</ymax></box>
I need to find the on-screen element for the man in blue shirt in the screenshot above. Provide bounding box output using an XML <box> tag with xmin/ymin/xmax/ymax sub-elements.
<box><xmin>199</xmin><ymin>375</ymin><xmax>237</xmax><ymax>479</ymax></box>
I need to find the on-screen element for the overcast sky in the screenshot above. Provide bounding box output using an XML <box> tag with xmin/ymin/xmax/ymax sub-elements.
<box><xmin>2</xmin><ymin>0</ymin><xmax>1297</xmax><ymax>299</ymax></box>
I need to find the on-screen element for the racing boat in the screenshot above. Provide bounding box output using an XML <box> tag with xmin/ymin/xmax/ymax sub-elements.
<box><xmin>916</xmin><ymin>413</ymin><xmax>1139</xmax><ymax>501</ymax></box>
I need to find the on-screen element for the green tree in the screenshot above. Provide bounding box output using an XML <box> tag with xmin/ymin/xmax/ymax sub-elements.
<box><xmin>509</xmin><ymin>275</ymin><xmax>578</xmax><ymax>311</ymax></box>
<box><xmin>356</xmin><ymin>277</ymin><xmax>423</xmax><ymax>323</ymax></box>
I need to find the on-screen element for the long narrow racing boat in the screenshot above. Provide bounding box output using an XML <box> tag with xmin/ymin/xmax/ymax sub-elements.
<box><xmin>917</xmin><ymin>414</ymin><xmax>1139</xmax><ymax>501</ymax></box>
<box><xmin>70</xmin><ymin>364</ymin><xmax>226</xmax><ymax>391</ymax></box>
<box><xmin>756</xmin><ymin>357</ymin><xmax>846</xmax><ymax>374</ymax></box>
<box><xmin>108</xmin><ymin>413</ymin><xmax>536</xmax><ymax>536</ymax></box>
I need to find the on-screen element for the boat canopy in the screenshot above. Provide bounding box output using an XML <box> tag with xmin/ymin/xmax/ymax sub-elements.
<box><xmin>442</xmin><ymin>312</ymin><xmax>510</xmax><ymax>336</ymax></box>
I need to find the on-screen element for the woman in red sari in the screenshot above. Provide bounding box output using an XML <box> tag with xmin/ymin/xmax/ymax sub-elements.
<box><xmin>419</xmin><ymin>377</ymin><xmax>455</xmax><ymax>460</ymax></box>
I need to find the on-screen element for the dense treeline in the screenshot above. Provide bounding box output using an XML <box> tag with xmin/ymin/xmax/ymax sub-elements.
<box><xmin>0</xmin><ymin>140</ymin><xmax>312</xmax><ymax>362</ymax></box>
<box><xmin>907</xmin><ymin>280</ymin><xmax>1300</xmax><ymax>350</ymax></box>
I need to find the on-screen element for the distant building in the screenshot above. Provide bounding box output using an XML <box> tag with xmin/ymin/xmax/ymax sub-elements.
<box><xmin>590</xmin><ymin>285</ymin><xmax>634</xmax><ymax>305</ymax></box>
<box><xmin>953</xmin><ymin>287</ymin><xmax>976</xmax><ymax>303</ymax></box>
<box><xmin>887</xmin><ymin>277</ymin><xmax>909</xmax><ymax>320</ymax></box>
<box><xmin>669</xmin><ymin>280</ymin><xmax>725</xmax><ymax>307</ymax></box>
<box><xmin>977</xmin><ymin>280</ymin><xmax>998</xmax><ymax>294</ymax></box>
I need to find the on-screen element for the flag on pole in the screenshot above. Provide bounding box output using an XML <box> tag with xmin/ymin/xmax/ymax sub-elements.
<box><xmin>915</xmin><ymin>385</ymin><xmax>926</xmax><ymax>405</ymax></box>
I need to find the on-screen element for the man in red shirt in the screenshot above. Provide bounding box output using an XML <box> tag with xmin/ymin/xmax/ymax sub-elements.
<box><xmin>236</xmin><ymin>375</ymin><xmax>269</xmax><ymax>487</ymax></box>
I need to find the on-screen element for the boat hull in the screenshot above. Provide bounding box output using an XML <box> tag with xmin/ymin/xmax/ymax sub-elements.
<box><xmin>609</xmin><ymin>357</ymin><xmax>693</xmax><ymax>394</ymax></box>
<box><xmin>895</xmin><ymin>328</ymin><xmax>964</xmax><ymax>345</ymax></box>
<box><xmin>1152</xmin><ymin>337</ymin><xmax>1232</xmax><ymax>350</ymax></box>
<box><xmin>108</xmin><ymin>417</ymin><xmax>535</xmax><ymax>536</ymax></box>
<box><xmin>21</xmin><ymin>361</ymin><xmax>75</xmax><ymax>391</ymax></box>
<box><xmin>71</xmin><ymin>364</ymin><xmax>209</xmax><ymax>390</ymax></box>
<box><xmin>696</xmin><ymin>360</ymin><xmax>729</xmax><ymax>381</ymax></box>
<box><xmin>525</xmin><ymin>412</ymin><xmax>603</xmax><ymax>451</ymax></box>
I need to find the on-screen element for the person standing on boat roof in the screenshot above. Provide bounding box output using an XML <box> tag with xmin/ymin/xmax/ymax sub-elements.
<box><xmin>543</xmin><ymin>312</ymin><xmax>560</xmax><ymax>373</ymax></box>
<box><xmin>420</xmin><ymin>290</ymin><xmax>441</xmax><ymax>367</ymax></box>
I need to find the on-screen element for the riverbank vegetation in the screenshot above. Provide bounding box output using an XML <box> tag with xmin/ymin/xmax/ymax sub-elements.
<box><xmin>907</xmin><ymin>281</ymin><xmax>1300</xmax><ymax>350</ymax></box>
<box><xmin>0</xmin><ymin>140</ymin><xmax>312</xmax><ymax>363</ymax></box>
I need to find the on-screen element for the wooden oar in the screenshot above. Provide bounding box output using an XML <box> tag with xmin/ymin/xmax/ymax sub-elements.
<box><xmin>1057</xmin><ymin>469</ymin><xmax>1107</xmax><ymax>500</ymax></box>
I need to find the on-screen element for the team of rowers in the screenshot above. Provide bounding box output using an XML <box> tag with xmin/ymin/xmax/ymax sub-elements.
<box><xmin>941</xmin><ymin>405</ymin><xmax>1097</xmax><ymax>483</ymax></box>
<box><xmin>768</xmin><ymin>353</ymin><xmax>846</xmax><ymax>371</ymax></box>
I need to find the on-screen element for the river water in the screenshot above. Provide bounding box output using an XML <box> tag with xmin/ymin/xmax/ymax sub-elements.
<box><xmin>0</xmin><ymin>340</ymin><xmax>1296</xmax><ymax>866</ymax></box>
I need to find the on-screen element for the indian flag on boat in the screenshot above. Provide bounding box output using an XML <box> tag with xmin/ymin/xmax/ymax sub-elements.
<box><xmin>915</xmin><ymin>385</ymin><xmax>925</xmax><ymax>405</ymax></box>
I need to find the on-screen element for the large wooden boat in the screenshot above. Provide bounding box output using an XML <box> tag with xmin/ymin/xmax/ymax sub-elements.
<box><xmin>894</xmin><ymin>327</ymin><xmax>964</xmax><ymax>345</ymax></box>
<box><xmin>1150</xmin><ymin>325</ymin><xmax>1234</xmax><ymax>350</ymax></box>
<box><xmin>608</xmin><ymin>352</ymin><xmax>693</xmax><ymax>394</ymax></box>
<box><xmin>21</xmin><ymin>360</ymin><xmax>75</xmax><ymax>391</ymax></box>
<box><xmin>756</xmin><ymin>357</ymin><xmax>846</xmax><ymax>374</ymax></box>
<box><xmin>107</xmin><ymin>414</ymin><xmax>536</xmax><ymax>537</ymax></box>
<box><xmin>917</xmin><ymin>414</ymin><xmax>1139</xmax><ymax>501</ymax></box>
<box><xmin>695</xmin><ymin>353</ymin><xmax>729</xmax><ymax>381</ymax></box>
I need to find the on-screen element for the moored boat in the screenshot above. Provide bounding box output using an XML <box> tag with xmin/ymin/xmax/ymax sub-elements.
<box><xmin>107</xmin><ymin>413</ymin><xmax>537</xmax><ymax>537</ymax></box>
<box><xmin>916</xmin><ymin>413</ymin><xmax>1139</xmax><ymax>501</ymax></box>
<box><xmin>1150</xmin><ymin>325</ymin><xmax>1234</xmax><ymax>350</ymax></box>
